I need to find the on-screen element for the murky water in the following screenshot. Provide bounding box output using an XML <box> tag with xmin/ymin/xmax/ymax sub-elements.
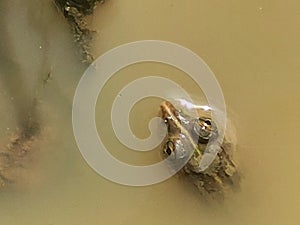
<box><xmin>0</xmin><ymin>0</ymin><xmax>299</xmax><ymax>224</ymax></box>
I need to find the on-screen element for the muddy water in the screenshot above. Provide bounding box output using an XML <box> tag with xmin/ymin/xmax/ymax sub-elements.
<box><xmin>0</xmin><ymin>0</ymin><xmax>300</xmax><ymax>224</ymax></box>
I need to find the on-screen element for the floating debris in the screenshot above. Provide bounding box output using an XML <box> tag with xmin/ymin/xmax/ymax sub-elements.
<box><xmin>43</xmin><ymin>71</ymin><xmax>52</xmax><ymax>87</ymax></box>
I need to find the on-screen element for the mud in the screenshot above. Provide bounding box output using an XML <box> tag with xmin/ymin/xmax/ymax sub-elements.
<box><xmin>53</xmin><ymin>0</ymin><xmax>105</xmax><ymax>62</ymax></box>
<box><xmin>0</xmin><ymin>0</ymin><xmax>102</xmax><ymax>189</ymax></box>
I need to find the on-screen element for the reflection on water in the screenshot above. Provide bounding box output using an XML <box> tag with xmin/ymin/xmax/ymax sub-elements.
<box><xmin>0</xmin><ymin>0</ymin><xmax>300</xmax><ymax>224</ymax></box>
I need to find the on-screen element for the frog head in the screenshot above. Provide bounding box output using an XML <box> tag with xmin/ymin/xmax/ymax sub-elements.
<box><xmin>159</xmin><ymin>100</ymin><xmax>219</xmax><ymax>171</ymax></box>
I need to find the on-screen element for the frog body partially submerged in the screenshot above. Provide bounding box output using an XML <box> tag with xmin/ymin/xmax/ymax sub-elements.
<box><xmin>159</xmin><ymin>100</ymin><xmax>240</xmax><ymax>198</ymax></box>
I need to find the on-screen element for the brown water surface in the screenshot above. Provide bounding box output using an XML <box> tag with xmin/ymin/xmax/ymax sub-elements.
<box><xmin>0</xmin><ymin>0</ymin><xmax>299</xmax><ymax>224</ymax></box>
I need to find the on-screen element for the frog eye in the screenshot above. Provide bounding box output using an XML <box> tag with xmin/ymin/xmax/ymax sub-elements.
<box><xmin>164</xmin><ymin>141</ymin><xmax>175</xmax><ymax>156</ymax></box>
<box><xmin>193</xmin><ymin>117</ymin><xmax>215</xmax><ymax>143</ymax></box>
<box><xmin>204</xmin><ymin>119</ymin><xmax>211</xmax><ymax>126</ymax></box>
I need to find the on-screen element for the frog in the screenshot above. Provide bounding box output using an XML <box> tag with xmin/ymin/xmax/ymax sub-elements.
<box><xmin>159</xmin><ymin>100</ymin><xmax>240</xmax><ymax>198</ymax></box>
